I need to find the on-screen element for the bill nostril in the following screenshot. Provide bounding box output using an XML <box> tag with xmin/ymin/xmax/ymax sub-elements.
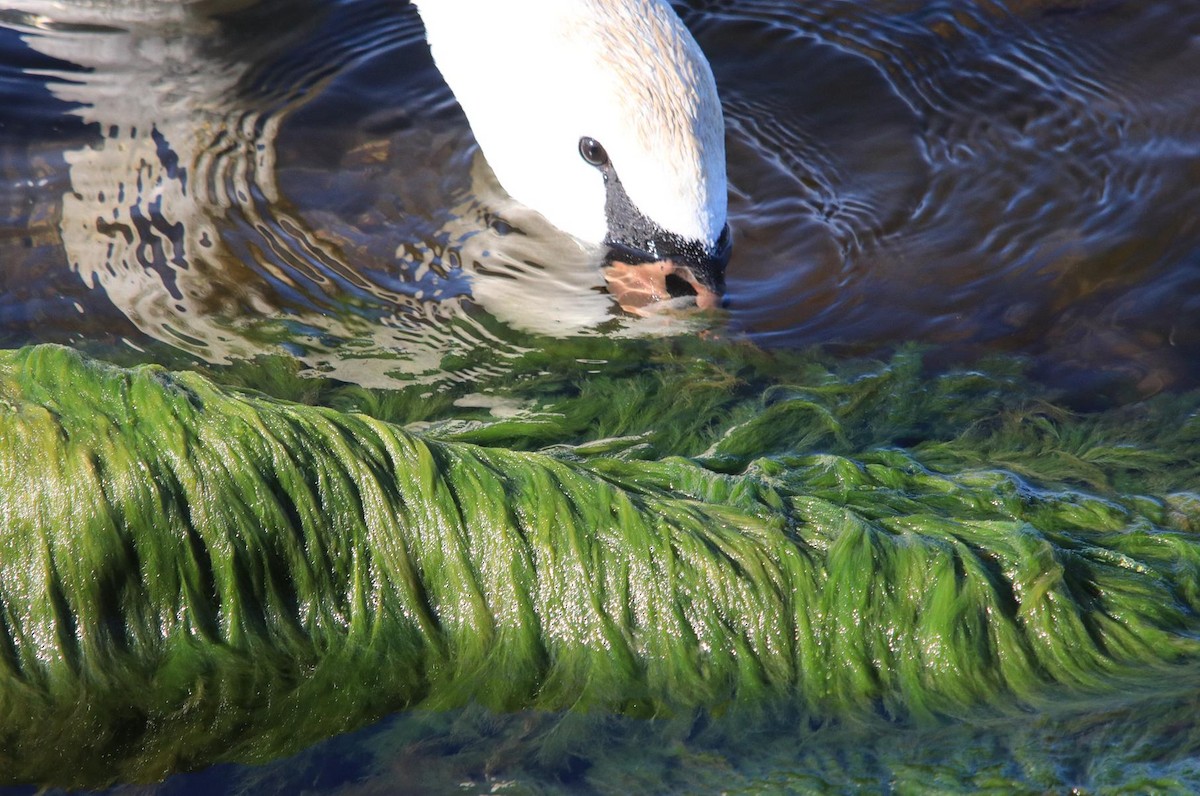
<box><xmin>664</xmin><ymin>272</ymin><xmax>698</xmax><ymax>298</ymax></box>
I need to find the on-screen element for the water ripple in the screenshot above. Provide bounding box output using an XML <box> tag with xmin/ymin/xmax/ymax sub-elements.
<box><xmin>0</xmin><ymin>0</ymin><xmax>1197</xmax><ymax>392</ymax></box>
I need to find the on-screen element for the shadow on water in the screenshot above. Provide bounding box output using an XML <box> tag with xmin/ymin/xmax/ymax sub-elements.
<box><xmin>2</xmin><ymin>0</ymin><xmax>1200</xmax><ymax>792</ymax></box>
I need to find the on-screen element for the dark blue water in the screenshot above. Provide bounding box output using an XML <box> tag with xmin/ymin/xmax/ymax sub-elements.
<box><xmin>2</xmin><ymin>0</ymin><xmax>1200</xmax><ymax>791</ymax></box>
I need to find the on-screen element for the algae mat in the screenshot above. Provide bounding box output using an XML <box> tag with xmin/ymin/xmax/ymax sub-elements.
<box><xmin>1</xmin><ymin>343</ymin><xmax>1199</xmax><ymax>789</ymax></box>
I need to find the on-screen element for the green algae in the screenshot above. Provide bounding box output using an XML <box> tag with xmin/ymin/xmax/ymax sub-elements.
<box><xmin>0</xmin><ymin>342</ymin><xmax>1198</xmax><ymax>788</ymax></box>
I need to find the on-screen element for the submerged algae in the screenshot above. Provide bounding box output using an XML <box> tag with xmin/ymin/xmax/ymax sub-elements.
<box><xmin>0</xmin><ymin>343</ymin><xmax>1198</xmax><ymax>787</ymax></box>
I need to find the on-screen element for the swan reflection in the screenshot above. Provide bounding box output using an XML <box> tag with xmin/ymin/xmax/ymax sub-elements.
<box><xmin>11</xmin><ymin>0</ymin><xmax>705</xmax><ymax>388</ymax></box>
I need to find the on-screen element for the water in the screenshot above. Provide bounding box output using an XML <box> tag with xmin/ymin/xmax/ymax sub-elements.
<box><xmin>1</xmin><ymin>0</ymin><xmax>1199</xmax><ymax>791</ymax></box>
<box><xmin>3</xmin><ymin>0</ymin><xmax>1199</xmax><ymax>394</ymax></box>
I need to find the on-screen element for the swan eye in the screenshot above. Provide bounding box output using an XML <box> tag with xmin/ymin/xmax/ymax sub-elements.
<box><xmin>578</xmin><ymin>136</ymin><xmax>609</xmax><ymax>167</ymax></box>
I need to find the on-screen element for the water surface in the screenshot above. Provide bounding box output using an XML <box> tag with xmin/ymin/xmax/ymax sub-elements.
<box><xmin>2</xmin><ymin>0</ymin><xmax>1198</xmax><ymax>393</ymax></box>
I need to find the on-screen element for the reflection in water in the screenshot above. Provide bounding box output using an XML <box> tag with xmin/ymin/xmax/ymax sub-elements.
<box><xmin>2</xmin><ymin>0</ymin><xmax>1199</xmax><ymax>393</ymax></box>
<box><xmin>6</xmin><ymin>0</ymin><xmax>695</xmax><ymax>387</ymax></box>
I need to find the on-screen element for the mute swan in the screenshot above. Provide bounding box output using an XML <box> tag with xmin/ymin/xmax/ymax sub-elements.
<box><xmin>413</xmin><ymin>0</ymin><xmax>731</xmax><ymax>297</ymax></box>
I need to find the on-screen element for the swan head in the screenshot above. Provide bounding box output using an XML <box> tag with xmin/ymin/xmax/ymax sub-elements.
<box><xmin>413</xmin><ymin>0</ymin><xmax>729</xmax><ymax>298</ymax></box>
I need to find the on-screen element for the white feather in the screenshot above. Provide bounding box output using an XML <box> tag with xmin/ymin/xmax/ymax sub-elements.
<box><xmin>413</xmin><ymin>0</ymin><xmax>727</xmax><ymax>248</ymax></box>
